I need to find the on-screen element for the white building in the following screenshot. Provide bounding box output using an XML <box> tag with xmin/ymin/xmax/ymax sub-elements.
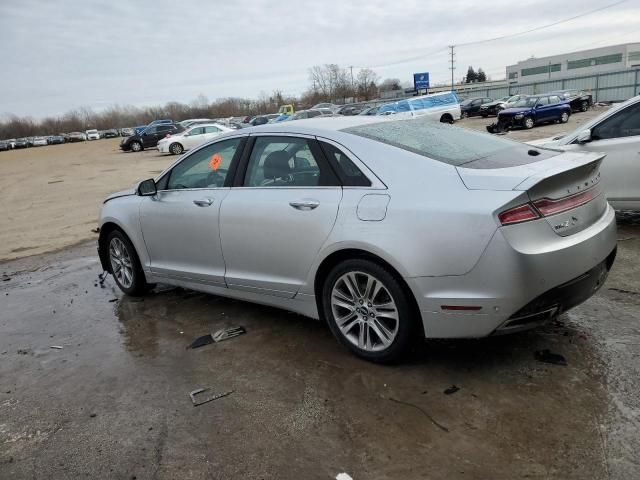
<box><xmin>506</xmin><ymin>43</ymin><xmax>640</xmax><ymax>84</ymax></box>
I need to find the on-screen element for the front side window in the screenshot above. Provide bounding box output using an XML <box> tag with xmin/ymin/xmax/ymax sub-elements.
<box><xmin>166</xmin><ymin>137</ymin><xmax>242</xmax><ymax>190</ymax></box>
<box><xmin>144</xmin><ymin>127</ymin><xmax>157</xmax><ymax>135</ymax></box>
<box><xmin>592</xmin><ymin>102</ymin><xmax>640</xmax><ymax>140</ymax></box>
<box><xmin>537</xmin><ymin>97</ymin><xmax>549</xmax><ymax>106</ymax></box>
<box><xmin>204</xmin><ymin>126</ymin><xmax>221</xmax><ymax>133</ymax></box>
<box><xmin>244</xmin><ymin>136</ymin><xmax>337</xmax><ymax>187</ymax></box>
<box><xmin>189</xmin><ymin>127</ymin><xmax>205</xmax><ymax>136</ymax></box>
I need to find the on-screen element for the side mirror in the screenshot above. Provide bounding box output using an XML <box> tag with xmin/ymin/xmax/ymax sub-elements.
<box><xmin>576</xmin><ymin>129</ymin><xmax>592</xmax><ymax>144</ymax></box>
<box><xmin>137</xmin><ymin>178</ymin><xmax>157</xmax><ymax>196</ymax></box>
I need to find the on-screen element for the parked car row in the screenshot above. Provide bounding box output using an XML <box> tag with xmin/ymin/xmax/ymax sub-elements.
<box><xmin>0</xmin><ymin>127</ymin><xmax>141</xmax><ymax>151</ymax></box>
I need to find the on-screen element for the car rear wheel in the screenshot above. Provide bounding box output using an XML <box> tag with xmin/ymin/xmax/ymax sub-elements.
<box><xmin>580</xmin><ymin>101</ymin><xmax>589</xmax><ymax>112</ymax></box>
<box><xmin>130</xmin><ymin>141</ymin><xmax>142</xmax><ymax>152</ymax></box>
<box><xmin>169</xmin><ymin>142</ymin><xmax>183</xmax><ymax>155</ymax></box>
<box><xmin>440</xmin><ymin>114</ymin><xmax>454</xmax><ymax>124</ymax></box>
<box><xmin>322</xmin><ymin>259</ymin><xmax>416</xmax><ymax>363</ymax></box>
<box><xmin>524</xmin><ymin>116</ymin><xmax>535</xmax><ymax>129</ymax></box>
<box><xmin>560</xmin><ymin>112</ymin><xmax>569</xmax><ymax>123</ymax></box>
<box><xmin>107</xmin><ymin>230</ymin><xmax>148</xmax><ymax>296</ymax></box>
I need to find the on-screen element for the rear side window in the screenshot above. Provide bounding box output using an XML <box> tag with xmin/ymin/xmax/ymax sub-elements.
<box><xmin>343</xmin><ymin>117</ymin><xmax>559</xmax><ymax>169</ymax></box>
<box><xmin>319</xmin><ymin>142</ymin><xmax>371</xmax><ymax>186</ymax></box>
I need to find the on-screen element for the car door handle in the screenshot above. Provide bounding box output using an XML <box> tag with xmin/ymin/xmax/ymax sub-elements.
<box><xmin>193</xmin><ymin>198</ymin><xmax>214</xmax><ymax>207</ymax></box>
<box><xmin>289</xmin><ymin>200</ymin><xmax>320</xmax><ymax>210</ymax></box>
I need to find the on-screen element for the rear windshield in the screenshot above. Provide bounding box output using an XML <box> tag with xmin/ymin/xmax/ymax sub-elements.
<box><xmin>342</xmin><ymin>117</ymin><xmax>559</xmax><ymax>169</ymax></box>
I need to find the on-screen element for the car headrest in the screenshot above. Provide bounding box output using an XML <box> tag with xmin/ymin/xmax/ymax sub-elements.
<box><xmin>263</xmin><ymin>150</ymin><xmax>291</xmax><ymax>179</ymax></box>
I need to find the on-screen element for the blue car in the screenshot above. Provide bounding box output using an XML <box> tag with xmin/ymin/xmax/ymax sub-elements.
<box><xmin>134</xmin><ymin>119</ymin><xmax>174</xmax><ymax>135</ymax></box>
<box><xmin>497</xmin><ymin>94</ymin><xmax>571</xmax><ymax>129</ymax></box>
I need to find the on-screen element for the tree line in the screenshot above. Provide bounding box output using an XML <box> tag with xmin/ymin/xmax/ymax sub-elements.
<box><xmin>0</xmin><ymin>63</ymin><xmax>488</xmax><ymax>139</ymax></box>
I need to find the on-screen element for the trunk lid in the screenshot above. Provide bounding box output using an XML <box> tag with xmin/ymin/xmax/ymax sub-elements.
<box><xmin>457</xmin><ymin>150</ymin><xmax>606</xmax><ymax>236</ymax></box>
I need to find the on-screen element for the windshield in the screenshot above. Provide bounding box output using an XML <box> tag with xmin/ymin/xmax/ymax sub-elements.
<box><xmin>512</xmin><ymin>97</ymin><xmax>537</xmax><ymax>108</ymax></box>
<box><xmin>342</xmin><ymin>117</ymin><xmax>557</xmax><ymax>168</ymax></box>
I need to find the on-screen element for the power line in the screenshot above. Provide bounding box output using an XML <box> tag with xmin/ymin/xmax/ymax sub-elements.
<box><xmin>456</xmin><ymin>0</ymin><xmax>629</xmax><ymax>47</ymax></box>
<box><xmin>353</xmin><ymin>0</ymin><xmax>628</xmax><ymax>70</ymax></box>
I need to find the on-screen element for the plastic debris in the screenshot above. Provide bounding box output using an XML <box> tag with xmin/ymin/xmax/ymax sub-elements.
<box><xmin>50</xmin><ymin>345</ymin><xmax>63</xmax><ymax>349</ymax></box>
<box><xmin>534</xmin><ymin>349</ymin><xmax>567</xmax><ymax>366</ymax></box>
<box><xmin>336</xmin><ymin>474</ymin><xmax>353</xmax><ymax>480</ymax></box>
<box><xmin>444</xmin><ymin>385</ymin><xmax>460</xmax><ymax>395</ymax></box>
<box><xmin>189</xmin><ymin>388</ymin><xmax>234</xmax><ymax>407</ymax></box>
<box><xmin>212</xmin><ymin>326</ymin><xmax>246</xmax><ymax>343</ymax></box>
<box><xmin>187</xmin><ymin>326</ymin><xmax>246</xmax><ymax>349</ymax></box>
<box><xmin>188</xmin><ymin>334</ymin><xmax>215</xmax><ymax>349</ymax></box>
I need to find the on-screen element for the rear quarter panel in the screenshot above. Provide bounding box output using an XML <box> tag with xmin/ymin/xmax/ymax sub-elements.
<box><xmin>300</xmin><ymin>135</ymin><xmax>522</xmax><ymax>293</ymax></box>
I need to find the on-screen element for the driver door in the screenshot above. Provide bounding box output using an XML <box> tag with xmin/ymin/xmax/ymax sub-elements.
<box><xmin>139</xmin><ymin>137</ymin><xmax>246</xmax><ymax>284</ymax></box>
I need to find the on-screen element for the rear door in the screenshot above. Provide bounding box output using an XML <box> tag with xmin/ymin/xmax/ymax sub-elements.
<box><xmin>219</xmin><ymin>134</ymin><xmax>342</xmax><ymax>297</ymax></box>
<box><xmin>141</xmin><ymin>126</ymin><xmax>157</xmax><ymax>147</ymax></box>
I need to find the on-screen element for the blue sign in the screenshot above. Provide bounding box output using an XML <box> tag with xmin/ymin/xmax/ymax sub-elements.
<box><xmin>413</xmin><ymin>72</ymin><xmax>430</xmax><ymax>90</ymax></box>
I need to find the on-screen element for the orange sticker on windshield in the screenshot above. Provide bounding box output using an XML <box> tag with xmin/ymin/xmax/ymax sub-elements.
<box><xmin>209</xmin><ymin>153</ymin><xmax>222</xmax><ymax>171</ymax></box>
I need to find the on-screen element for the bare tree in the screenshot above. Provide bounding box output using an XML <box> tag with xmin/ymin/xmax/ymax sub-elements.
<box><xmin>356</xmin><ymin>68</ymin><xmax>379</xmax><ymax>101</ymax></box>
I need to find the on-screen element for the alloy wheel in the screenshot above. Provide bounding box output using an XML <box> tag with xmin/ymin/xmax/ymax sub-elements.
<box><xmin>109</xmin><ymin>237</ymin><xmax>134</xmax><ymax>289</ymax></box>
<box><xmin>170</xmin><ymin>143</ymin><xmax>183</xmax><ymax>155</ymax></box>
<box><xmin>131</xmin><ymin>142</ymin><xmax>142</xmax><ymax>152</ymax></box>
<box><xmin>561</xmin><ymin>112</ymin><xmax>569</xmax><ymax>123</ymax></box>
<box><xmin>331</xmin><ymin>271</ymin><xmax>399</xmax><ymax>352</ymax></box>
<box><xmin>525</xmin><ymin>117</ymin><xmax>534</xmax><ymax>129</ymax></box>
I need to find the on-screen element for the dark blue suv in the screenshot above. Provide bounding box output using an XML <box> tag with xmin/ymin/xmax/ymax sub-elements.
<box><xmin>497</xmin><ymin>94</ymin><xmax>571</xmax><ymax>129</ymax></box>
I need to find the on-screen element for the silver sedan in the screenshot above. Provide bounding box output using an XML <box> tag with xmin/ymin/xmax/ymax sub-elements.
<box><xmin>98</xmin><ymin>116</ymin><xmax>617</xmax><ymax>362</ymax></box>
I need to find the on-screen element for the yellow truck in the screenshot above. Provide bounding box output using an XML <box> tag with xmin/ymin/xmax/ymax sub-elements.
<box><xmin>277</xmin><ymin>104</ymin><xmax>295</xmax><ymax>116</ymax></box>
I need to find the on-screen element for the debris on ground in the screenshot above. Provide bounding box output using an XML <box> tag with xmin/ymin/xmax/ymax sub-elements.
<box><xmin>189</xmin><ymin>388</ymin><xmax>234</xmax><ymax>407</ymax></box>
<box><xmin>188</xmin><ymin>326</ymin><xmax>246</xmax><ymax>349</ymax></box>
<box><xmin>444</xmin><ymin>385</ymin><xmax>460</xmax><ymax>395</ymax></box>
<box><xmin>91</xmin><ymin>227</ymin><xmax>100</xmax><ymax>234</ymax></box>
<box><xmin>212</xmin><ymin>326</ymin><xmax>246</xmax><ymax>342</ymax></box>
<box><xmin>388</xmin><ymin>397</ymin><xmax>449</xmax><ymax>432</ymax></box>
<box><xmin>17</xmin><ymin>349</ymin><xmax>29</xmax><ymax>355</ymax></box>
<box><xmin>97</xmin><ymin>271</ymin><xmax>108</xmax><ymax>287</ymax></box>
<box><xmin>336</xmin><ymin>473</ymin><xmax>353</xmax><ymax>480</ymax></box>
<box><xmin>535</xmin><ymin>349</ymin><xmax>567</xmax><ymax>366</ymax></box>
<box><xmin>2</xmin><ymin>276</ymin><xmax>10</xmax><ymax>282</ymax></box>
<box><xmin>609</xmin><ymin>287</ymin><xmax>640</xmax><ymax>296</ymax></box>
<box><xmin>50</xmin><ymin>345</ymin><xmax>63</xmax><ymax>349</ymax></box>
<box><xmin>187</xmin><ymin>334</ymin><xmax>215</xmax><ymax>349</ymax></box>
<box><xmin>108</xmin><ymin>298</ymin><xmax>118</xmax><ymax>303</ymax></box>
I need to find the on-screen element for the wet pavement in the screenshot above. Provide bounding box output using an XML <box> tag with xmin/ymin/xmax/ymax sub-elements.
<box><xmin>1</xmin><ymin>217</ymin><xmax>640</xmax><ymax>479</ymax></box>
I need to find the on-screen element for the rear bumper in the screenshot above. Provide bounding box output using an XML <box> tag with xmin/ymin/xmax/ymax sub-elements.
<box><xmin>408</xmin><ymin>204</ymin><xmax>617</xmax><ymax>338</ymax></box>
<box><xmin>157</xmin><ymin>143</ymin><xmax>169</xmax><ymax>153</ymax></box>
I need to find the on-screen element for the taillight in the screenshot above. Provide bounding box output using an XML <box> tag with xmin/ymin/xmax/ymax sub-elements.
<box><xmin>498</xmin><ymin>204</ymin><xmax>540</xmax><ymax>225</ymax></box>
<box><xmin>499</xmin><ymin>186</ymin><xmax>599</xmax><ymax>226</ymax></box>
<box><xmin>532</xmin><ymin>188</ymin><xmax>599</xmax><ymax>216</ymax></box>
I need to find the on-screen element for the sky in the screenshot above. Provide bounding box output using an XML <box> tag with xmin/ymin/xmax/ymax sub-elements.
<box><xmin>1</xmin><ymin>0</ymin><xmax>639</xmax><ymax>118</ymax></box>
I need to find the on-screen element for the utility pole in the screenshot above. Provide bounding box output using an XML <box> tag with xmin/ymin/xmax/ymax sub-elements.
<box><xmin>349</xmin><ymin>66</ymin><xmax>355</xmax><ymax>100</ymax></box>
<box><xmin>449</xmin><ymin>45</ymin><xmax>456</xmax><ymax>92</ymax></box>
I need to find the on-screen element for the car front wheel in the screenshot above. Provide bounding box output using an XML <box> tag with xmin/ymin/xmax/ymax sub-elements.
<box><xmin>322</xmin><ymin>259</ymin><xmax>416</xmax><ymax>363</ymax></box>
<box><xmin>580</xmin><ymin>101</ymin><xmax>589</xmax><ymax>112</ymax></box>
<box><xmin>130</xmin><ymin>141</ymin><xmax>142</xmax><ymax>152</ymax></box>
<box><xmin>560</xmin><ymin>111</ymin><xmax>569</xmax><ymax>123</ymax></box>
<box><xmin>524</xmin><ymin>116</ymin><xmax>535</xmax><ymax>129</ymax></box>
<box><xmin>107</xmin><ymin>230</ymin><xmax>148</xmax><ymax>296</ymax></box>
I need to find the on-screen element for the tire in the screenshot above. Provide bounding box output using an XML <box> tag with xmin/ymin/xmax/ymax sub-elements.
<box><xmin>580</xmin><ymin>101</ymin><xmax>589</xmax><ymax>112</ymax></box>
<box><xmin>169</xmin><ymin>142</ymin><xmax>183</xmax><ymax>155</ymax></box>
<box><xmin>481</xmin><ymin>113</ymin><xmax>488</xmax><ymax>118</ymax></box>
<box><xmin>106</xmin><ymin>229</ymin><xmax>148</xmax><ymax>296</ymax></box>
<box><xmin>130</xmin><ymin>141</ymin><xmax>142</xmax><ymax>152</ymax></box>
<box><xmin>440</xmin><ymin>114</ymin><xmax>454</xmax><ymax>124</ymax></box>
<box><xmin>322</xmin><ymin>259</ymin><xmax>417</xmax><ymax>363</ymax></box>
<box><xmin>461</xmin><ymin>111</ymin><xmax>468</xmax><ymax>119</ymax></box>
<box><xmin>560</xmin><ymin>111</ymin><xmax>569</xmax><ymax>123</ymax></box>
<box><xmin>524</xmin><ymin>116</ymin><xmax>535</xmax><ymax>129</ymax></box>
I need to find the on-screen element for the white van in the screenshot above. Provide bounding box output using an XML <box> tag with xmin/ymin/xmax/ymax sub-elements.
<box><xmin>377</xmin><ymin>91</ymin><xmax>461</xmax><ymax>123</ymax></box>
